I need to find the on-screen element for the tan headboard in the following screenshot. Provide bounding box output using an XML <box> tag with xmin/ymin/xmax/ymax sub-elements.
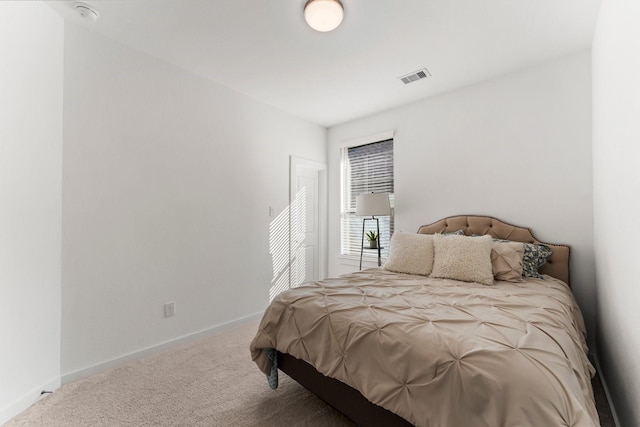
<box><xmin>417</xmin><ymin>215</ymin><xmax>570</xmax><ymax>286</ymax></box>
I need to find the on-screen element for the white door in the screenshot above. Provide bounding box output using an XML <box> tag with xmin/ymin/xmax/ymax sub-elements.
<box><xmin>290</xmin><ymin>157</ymin><xmax>326</xmax><ymax>287</ymax></box>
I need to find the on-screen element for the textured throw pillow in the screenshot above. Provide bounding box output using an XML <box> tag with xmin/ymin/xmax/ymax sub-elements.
<box><xmin>430</xmin><ymin>234</ymin><xmax>494</xmax><ymax>286</ymax></box>
<box><xmin>522</xmin><ymin>243</ymin><xmax>553</xmax><ymax>279</ymax></box>
<box><xmin>491</xmin><ymin>241</ymin><xmax>525</xmax><ymax>282</ymax></box>
<box><xmin>384</xmin><ymin>232</ymin><xmax>434</xmax><ymax>276</ymax></box>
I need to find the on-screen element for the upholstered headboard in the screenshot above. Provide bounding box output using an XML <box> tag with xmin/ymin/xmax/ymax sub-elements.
<box><xmin>417</xmin><ymin>215</ymin><xmax>571</xmax><ymax>286</ymax></box>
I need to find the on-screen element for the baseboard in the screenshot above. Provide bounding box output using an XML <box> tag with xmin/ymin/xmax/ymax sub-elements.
<box><xmin>592</xmin><ymin>355</ymin><xmax>621</xmax><ymax>427</ymax></box>
<box><xmin>0</xmin><ymin>376</ymin><xmax>60</xmax><ymax>426</ymax></box>
<box><xmin>61</xmin><ymin>312</ymin><xmax>263</xmax><ymax>385</ymax></box>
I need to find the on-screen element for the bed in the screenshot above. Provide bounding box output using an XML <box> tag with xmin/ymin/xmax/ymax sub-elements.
<box><xmin>250</xmin><ymin>215</ymin><xmax>599</xmax><ymax>426</ymax></box>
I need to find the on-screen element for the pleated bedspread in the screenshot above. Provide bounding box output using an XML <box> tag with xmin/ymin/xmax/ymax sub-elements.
<box><xmin>250</xmin><ymin>268</ymin><xmax>599</xmax><ymax>427</ymax></box>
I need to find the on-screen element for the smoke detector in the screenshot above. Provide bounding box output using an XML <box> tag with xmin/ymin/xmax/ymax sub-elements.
<box><xmin>74</xmin><ymin>2</ymin><xmax>99</xmax><ymax>22</ymax></box>
<box><xmin>398</xmin><ymin>68</ymin><xmax>431</xmax><ymax>85</ymax></box>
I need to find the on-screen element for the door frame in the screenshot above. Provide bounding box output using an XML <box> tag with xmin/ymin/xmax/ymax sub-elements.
<box><xmin>289</xmin><ymin>156</ymin><xmax>327</xmax><ymax>284</ymax></box>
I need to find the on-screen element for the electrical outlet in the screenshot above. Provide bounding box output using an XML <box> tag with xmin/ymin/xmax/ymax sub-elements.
<box><xmin>164</xmin><ymin>301</ymin><xmax>175</xmax><ymax>317</ymax></box>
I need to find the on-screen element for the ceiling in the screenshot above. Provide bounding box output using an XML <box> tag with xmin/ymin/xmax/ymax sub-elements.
<box><xmin>47</xmin><ymin>0</ymin><xmax>601</xmax><ymax>127</ymax></box>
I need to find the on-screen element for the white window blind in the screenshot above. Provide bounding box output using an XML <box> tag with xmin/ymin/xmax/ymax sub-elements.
<box><xmin>340</xmin><ymin>139</ymin><xmax>394</xmax><ymax>258</ymax></box>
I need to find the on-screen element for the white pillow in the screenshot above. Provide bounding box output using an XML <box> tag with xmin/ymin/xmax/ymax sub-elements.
<box><xmin>383</xmin><ymin>232</ymin><xmax>434</xmax><ymax>276</ymax></box>
<box><xmin>430</xmin><ymin>234</ymin><xmax>494</xmax><ymax>286</ymax></box>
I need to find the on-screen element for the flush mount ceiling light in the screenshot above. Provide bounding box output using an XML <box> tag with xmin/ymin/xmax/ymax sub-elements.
<box><xmin>304</xmin><ymin>0</ymin><xmax>344</xmax><ymax>32</ymax></box>
<box><xmin>74</xmin><ymin>2</ymin><xmax>99</xmax><ymax>22</ymax></box>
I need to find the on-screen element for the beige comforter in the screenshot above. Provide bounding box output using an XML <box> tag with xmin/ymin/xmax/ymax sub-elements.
<box><xmin>250</xmin><ymin>269</ymin><xmax>599</xmax><ymax>427</ymax></box>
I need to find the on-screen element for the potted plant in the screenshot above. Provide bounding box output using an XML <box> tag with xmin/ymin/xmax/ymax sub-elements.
<box><xmin>366</xmin><ymin>231</ymin><xmax>379</xmax><ymax>249</ymax></box>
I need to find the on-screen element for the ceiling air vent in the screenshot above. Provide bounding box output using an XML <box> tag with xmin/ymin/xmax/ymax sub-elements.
<box><xmin>398</xmin><ymin>68</ymin><xmax>431</xmax><ymax>85</ymax></box>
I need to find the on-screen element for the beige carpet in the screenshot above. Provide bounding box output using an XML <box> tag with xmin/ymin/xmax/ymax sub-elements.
<box><xmin>6</xmin><ymin>321</ymin><xmax>354</xmax><ymax>426</ymax></box>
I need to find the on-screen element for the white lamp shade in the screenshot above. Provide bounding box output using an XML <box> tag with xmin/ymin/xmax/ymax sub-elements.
<box><xmin>304</xmin><ymin>0</ymin><xmax>344</xmax><ymax>32</ymax></box>
<box><xmin>356</xmin><ymin>193</ymin><xmax>391</xmax><ymax>217</ymax></box>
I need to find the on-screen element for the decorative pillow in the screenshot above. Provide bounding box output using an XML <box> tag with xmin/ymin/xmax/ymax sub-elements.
<box><xmin>491</xmin><ymin>241</ymin><xmax>525</xmax><ymax>282</ymax></box>
<box><xmin>383</xmin><ymin>232</ymin><xmax>434</xmax><ymax>276</ymax></box>
<box><xmin>430</xmin><ymin>234</ymin><xmax>494</xmax><ymax>286</ymax></box>
<box><xmin>522</xmin><ymin>243</ymin><xmax>553</xmax><ymax>279</ymax></box>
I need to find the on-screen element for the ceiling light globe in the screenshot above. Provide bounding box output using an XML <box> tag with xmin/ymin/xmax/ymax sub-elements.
<box><xmin>304</xmin><ymin>0</ymin><xmax>344</xmax><ymax>32</ymax></box>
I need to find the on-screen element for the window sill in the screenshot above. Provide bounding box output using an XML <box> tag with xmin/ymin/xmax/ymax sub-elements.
<box><xmin>338</xmin><ymin>255</ymin><xmax>387</xmax><ymax>265</ymax></box>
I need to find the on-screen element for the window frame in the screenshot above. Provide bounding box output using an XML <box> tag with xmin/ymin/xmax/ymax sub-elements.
<box><xmin>338</xmin><ymin>131</ymin><xmax>395</xmax><ymax>262</ymax></box>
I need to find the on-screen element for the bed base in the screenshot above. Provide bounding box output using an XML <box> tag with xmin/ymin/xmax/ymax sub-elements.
<box><xmin>278</xmin><ymin>352</ymin><xmax>412</xmax><ymax>426</ymax></box>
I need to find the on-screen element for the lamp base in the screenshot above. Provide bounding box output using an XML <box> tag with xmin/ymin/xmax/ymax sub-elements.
<box><xmin>360</xmin><ymin>217</ymin><xmax>382</xmax><ymax>270</ymax></box>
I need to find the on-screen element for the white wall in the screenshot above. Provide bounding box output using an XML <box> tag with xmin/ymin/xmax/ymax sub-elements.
<box><xmin>0</xmin><ymin>2</ymin><xmax>63</xmax><ymax>423</ymax></box>
<box><xmin>328</xmin><ymin>52</ymin><xmax>595</xmax><ymax>342</ymax></box>
<box><xmin>592</xmin><ymin>0</ymin><xmax>640</xmax><ymax>425</ymax></box>
<box><xmin>61</xmin><ymin>24</ymin><xmax>326</xmax><ymax>378</ymax></box>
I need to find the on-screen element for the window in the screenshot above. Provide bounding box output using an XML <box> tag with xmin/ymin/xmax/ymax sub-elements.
<box><xmin>340</xmin><ymin>138</ymin><xmax>394</xmax><ymax>259</ymax></box>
